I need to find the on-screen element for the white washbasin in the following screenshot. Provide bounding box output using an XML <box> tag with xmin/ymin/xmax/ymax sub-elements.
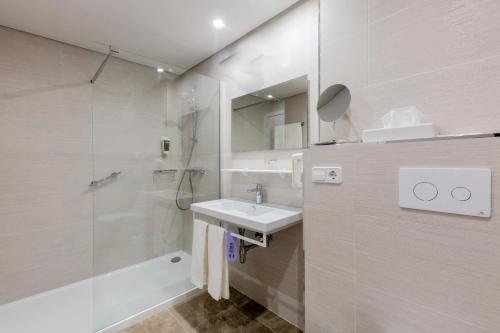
<box><xmin>190</xmin><ymin>199</ymin><xmax>302</xmax><ymax>233</ymax></box>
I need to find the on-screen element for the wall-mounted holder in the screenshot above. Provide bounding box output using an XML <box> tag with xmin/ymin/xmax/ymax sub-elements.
<box><xmin>192</xmin><ymin>211</ymin><xmax>274</xmax><ymax>265</ymax></box>
<box><xmin>221</xmin><ymin>168</ymin><xmax>291</xmax><ymax>178</ymax></box>
<box><xmin>235</xmin><ymin>228</ymin><xmax>273</xmax><ymax>264</ymax></box>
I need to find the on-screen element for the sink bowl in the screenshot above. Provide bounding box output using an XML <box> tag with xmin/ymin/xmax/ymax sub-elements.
<box><xmin>190</xmin><ymin>199</ymin><xmax>302</xmax><ymax>233</ymax></box>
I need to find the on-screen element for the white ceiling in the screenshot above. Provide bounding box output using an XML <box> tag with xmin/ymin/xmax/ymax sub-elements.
<box><xmin>0</xmin><ymin>0</ymin><xmax>299</xmax><ymax>74</ymax></box>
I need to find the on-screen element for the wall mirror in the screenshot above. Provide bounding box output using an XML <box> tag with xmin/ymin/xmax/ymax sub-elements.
<box><xmin>231</xmin><ymin>75</ymin><xmax>308</xmax><ymax>153</ymax></box>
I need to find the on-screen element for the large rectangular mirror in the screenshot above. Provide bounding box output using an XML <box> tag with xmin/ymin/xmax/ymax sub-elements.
<box><xmin>231</xmin><ymin>75</ymin><xmax>308</xmax><ymax>153</ymax></box>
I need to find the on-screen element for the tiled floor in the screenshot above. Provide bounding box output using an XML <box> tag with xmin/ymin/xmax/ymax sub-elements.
<box><xmin>120</xmin><ymin>288</ymin><xmax>302</xmax><ymax>333</ymax></box>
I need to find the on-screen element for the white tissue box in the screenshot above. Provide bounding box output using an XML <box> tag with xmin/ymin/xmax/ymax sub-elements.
<box><xmin>362</xmin><ymin>123</ymin><xmax>435</xmax><ymax>143</ymax></box>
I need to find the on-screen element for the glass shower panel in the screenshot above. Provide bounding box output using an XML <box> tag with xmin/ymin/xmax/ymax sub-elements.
<box><xmin>91</xmin><ymin>59</ymin><xmax>219</xmax><ymax>331</ymax></box>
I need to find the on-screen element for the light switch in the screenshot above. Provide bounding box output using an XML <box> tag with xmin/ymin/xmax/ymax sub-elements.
<box><xmin>312</xmin><ymin>167</ymin><xmax>342</xmax><ymax>184</ymax></box>
<box><xmin>399</xmin><ymin>168</ymin><xmax>491</xmax><ymax>218</ymax></box>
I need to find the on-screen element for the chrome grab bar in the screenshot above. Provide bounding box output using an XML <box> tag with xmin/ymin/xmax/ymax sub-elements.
<box><xmin>153</xmin><ymin>168</ymin><xmax>206</xmax><ymax>175</ymax></box>
<box><xmin>89</xmin><ymin>171</ymin><xmax>122</xmax><ymax>187</ymax></box>
<box><xmin>186</xmin><ymin>167</ymin><xmax>206</xmax><ymax>175</ymax></box>
<box><xmin>153</xmin><ymin>169</ymin><xmax>178</xmax><ymax>174</ymax></box>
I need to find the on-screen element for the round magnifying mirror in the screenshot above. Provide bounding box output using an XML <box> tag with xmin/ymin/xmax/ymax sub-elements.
<box><xmin>317</xmin><ymin>84</ymin><xmax>351</xmax><ymax>122</ymax></box>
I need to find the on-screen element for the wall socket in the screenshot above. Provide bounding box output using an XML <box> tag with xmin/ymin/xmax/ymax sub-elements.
<box><xmin>312</xmin><ymin>167</ymin><xmax>342</xmax><ymax>184</ymax></box>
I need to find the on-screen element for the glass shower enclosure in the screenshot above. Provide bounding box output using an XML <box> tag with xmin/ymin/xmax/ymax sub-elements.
<box><xmin>90</xmin><ymin>60</ymin><xmax>220</xmax><ymax>331</ymax></box>
<box><xmin>0</xmin><ymin>37</ymin><xmax>220</xmax><ymax>332</ymax></box>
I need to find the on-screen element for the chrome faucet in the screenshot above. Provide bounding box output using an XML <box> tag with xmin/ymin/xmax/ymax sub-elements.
<box><xmin>247</xmin><ymin>184</ymin><xmax>263</xmax><ymax>204</ymax></box>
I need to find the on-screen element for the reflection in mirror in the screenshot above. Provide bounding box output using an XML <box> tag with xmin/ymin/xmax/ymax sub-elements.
<box><xmin>231</xmin><ymin>75</ymin><xmax>308</xmax><ymax>153</ymax></box>
<box><xmin>317</xmin><ymin>84</ymin><xmax>351</xmax><ymax>122</ymax></box>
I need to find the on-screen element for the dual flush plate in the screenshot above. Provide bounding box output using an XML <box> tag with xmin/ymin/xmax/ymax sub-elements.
<box><xmin>399</xmin><ymin>168</ymin><xmax>491</xmax><ymax>218</ymax></box>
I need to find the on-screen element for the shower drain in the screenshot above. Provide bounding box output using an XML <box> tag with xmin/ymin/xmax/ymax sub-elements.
<box><xmin>170</xmin><ymin>256</ymin><xmax>182</xmax><ymax>263</ymax></box>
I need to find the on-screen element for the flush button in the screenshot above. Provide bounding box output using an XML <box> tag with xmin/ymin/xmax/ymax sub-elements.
<box><xmin>399</xmin><ymin>168</ymin><xmax>491</xmax><ymax>218</ymax></box>
<box><xmin>413</xmin><ymin>182</ymin><xmax>438</xmax><ymax>201</ymax></box>
<box><xmin>451</xmin><ymin>187</ymin><xmax>472</xmax><ymax>201</ymax></box>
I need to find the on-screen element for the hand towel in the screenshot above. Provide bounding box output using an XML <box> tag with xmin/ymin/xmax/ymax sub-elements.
<box><xmin>191</xmin><ymin>219</ymin><xmax>209</xmax><ymax>289</ymax></box>
<box><xmin>291</xmin><ymin>152</ymin><xmax>303</xmax><ymax>188</ymax></box>
<box><xmin>273</xmin><ymin>124</ymin><xmax>286</xmax><ymax>149</ymax></box>
<box><xmin>284</xmin><ymin>122</ymin><xmax>303</xmax><ymax>149</ymax></box>
<box><xmin>274</xmin><ymin>122</ymin><xmax>303</xmax><ymax>149</ymax></box>
<box><xmin>207</xmin><ymin>225</ymin><xmax>230</xmax><ymax>301</ymax></box>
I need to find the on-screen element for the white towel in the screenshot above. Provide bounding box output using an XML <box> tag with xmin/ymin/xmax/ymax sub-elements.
<box><xmin>207</xmin><ymin>225</ymin><xmax>230</xmax><ymax>301</ymax></box>
<box><xmin>274</xmin><ymin>122</ymin><xmax>303</xmax><ymax>149</ymax></box>
<box><xmin>191</xmin><ymin>219</ymin><xmax>209</xmax><ymax>289</ymax></box>
<box><xmin>284</xmin><ymin>122</ymin><xmax>303</xmax><ymax>149</ymax></box>
<box><xmin>273</xmin><ymin>124</ymin><xmax>286</xmax><ymax>149</ymax></box>
<box><xmin>291</xmin><ymin>152</ymin><xmax>303</xmax><ymax>189</ymax></box>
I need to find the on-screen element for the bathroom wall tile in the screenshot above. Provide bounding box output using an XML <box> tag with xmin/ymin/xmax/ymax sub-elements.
<box><xmin>320</xmin><ymin>0</ymin><xmax>367</xmax><ymax>92</ymax></box>
<box><xmin>321</xmin><ymin>30</ymin><xmax>367</xmax><ymax>92</ymax></box>
<box><xmin>320</xmin><ymin>0</ymin><xmax>367</xmax><ymax>41</ymax></box>
<box><xmin>356</xmin><ymin>253</ymin><xmax>500</xmax><ymax>331</ymax></box>
<box><xmin>230</xmin><ymin>269</ymin><xmax>305</xmax><ymax>330</ymax></box>
<box><xmin>0</xmin><ymin>227</ymin><xmax>92</xmax><ymax>303</ymax></box>
<box><xmin>0</xmin><ymin>152</ymin><xmax>92</xmax><ymax>234</ymax></box>
<box><xmin>305</xmin><ymin>263</ymin><xmax>355</xmax><ymax>333</ymax></box>
<box><xmin>368</xmin><ymin>0</ymin><xmax>500</xmax><ymax>85</ymax></box>
<box><xmin>0</xmin><ymin>27</ymin><xmax>100</xmax><ymax>94</ymax></box>
<box><xmin>364</xmin><ymin>54</ymin><xmax>500</xmax><ymax>135</ymax></box>
<box><xmin>304</xmin><ymin>214</ymin><xmax>354</xmax><ymax>274</ymax></box>
<box><xmin>304</xmin><ymin>137</ymin><xmax>500</xmax><ymax>331</ymax></box>
<box><xmin>355</xmin><ymin>286</ymin><xmax>489</xmax><ymax>333</ymax></box>
<box><xmin>367</xmin><ymin>0</ymin><xmax>424</xmax><ymax>24</ymax></box>
<box><xmin>229</xmin><ymin>224</ymin><xmax>304</xmax><ymax>328</ymax></box>
<box><xmin>303</xmin><ymin>203</ymin><xmax>354</xmax><ymax>243</ymax></box>
<box><xmin>355</xmin><ymin>214</ymin><xmax>500</xmax><ymax>279</ymax></box>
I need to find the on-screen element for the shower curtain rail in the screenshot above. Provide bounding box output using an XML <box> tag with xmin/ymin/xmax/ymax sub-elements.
<box><xmin>90</xmin><ymin>47</ymin><xmax>120</xmax><ymax>84</ymax></box>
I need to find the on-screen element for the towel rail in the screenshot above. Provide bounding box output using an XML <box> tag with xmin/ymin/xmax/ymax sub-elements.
<box><xmin>89</xmin><ymin>171</ymin><xmax>122</xmax><ymax>187</ymax></box>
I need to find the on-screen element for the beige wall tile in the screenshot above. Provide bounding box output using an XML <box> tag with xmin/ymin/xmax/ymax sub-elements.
<box><xmin>304</xmin><ymin>206</ymin><xmax>355</xmax><ymax>274</ymax></box>
<box><xmin>305</xmin><ymin>263</ymin><xmax>355</xmax><ymax>333</ymax></box>
<box><xmin>304</xmin><ymin>137</ymin><xmax>500</xmax><ymax>332</ymax></box>
<box><xmin>363</xmin><ymin>55</ymin><xmax>500</xmax><ymax>135</ymax></box>
<box><xmin>321</xmin><ymin>0</ymin><xmax>500</xmax><ymax>142</ymax></box>
<box><xmin>356</xmin><ymin>286</ymin><xmax>488</xmax><ymax>333</ymax></box>
<box><xmin>229</xmin><ymin>224</ymin><xmax>305</xmax><ymax>328</ymax></box>
<box><xmin>367</xmin><ymin>0</ymin><xmax>423</xmax><ymax>24</ymax></box>
<box><xmin>368</xmin><ymin>0</ymin><xmax>500</xmax><ymax>85</ymax></box>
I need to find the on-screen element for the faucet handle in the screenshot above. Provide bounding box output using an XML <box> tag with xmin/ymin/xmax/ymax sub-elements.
<box><xmin>247</xmin><ymin>183</ymin><xmax>263</xmax><ymax>192</ymax></box>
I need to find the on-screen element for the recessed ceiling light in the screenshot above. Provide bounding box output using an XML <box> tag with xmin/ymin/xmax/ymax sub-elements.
<box><xmin>213</xmin><ymin>19</ymin><xmax>225</xmax><ymax>29</ymax></box>
<box><xmin>157</xmin><ymin>68</ymin><xmax>165</xmax><ymax>73</ymax></box>
<box><xmin>267</xmin><ymin>95</ymin><xmax>274</xmax><ymax>99</ymax></box>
